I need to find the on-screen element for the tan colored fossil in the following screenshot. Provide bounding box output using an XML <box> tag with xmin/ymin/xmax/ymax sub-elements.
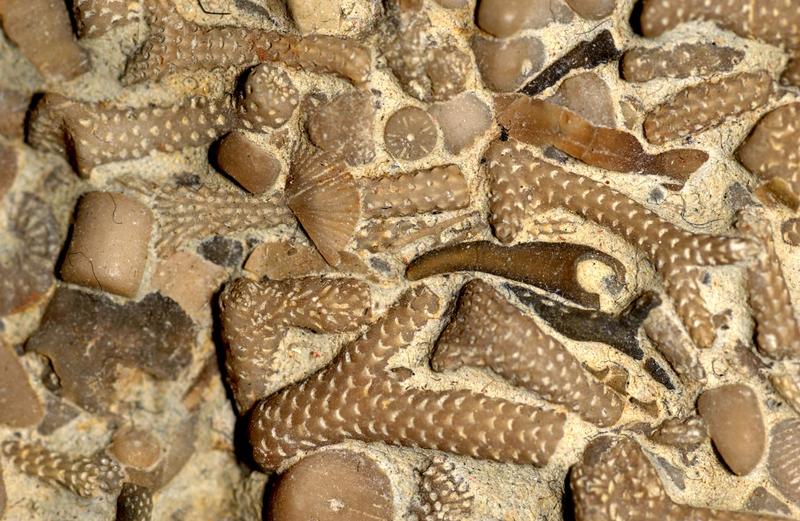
<box><xmin>361</xmin><ymin>165</ymin><xmax>469</xmax><ymax>218</ymax></box>
<box><xmin>622</xmin><ymin>43</ymin><xmax>744</xmax><ymax>82</ymax></box>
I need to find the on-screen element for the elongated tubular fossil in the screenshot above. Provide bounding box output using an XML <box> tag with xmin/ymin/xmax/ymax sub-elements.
<box><xmin>249</xmin><ymin>286</ymin><xmax>566</xmax><ymax>471</ymax></box>
<box><xmin>123</xmin><ymin>0</ymin><xmax>370</xmax><ymax>85</ymax></box>
<box><xmin>434</xmin><ymin>280</ymin><xmax>626</xmax><ymax>427</ymax></box>
<box><xmin>497</xmin><ymin>97</ymin><xmax>708</xmax><ymax>179</ymax></box>
<box><xmin>219</xmin><ymin>277</ymin><xmax>372</xmax><ymax>413</ymax></box>
<box><xmin>663</xmin><ymin>266</ymin><xmax>717</xmax><ymax>349</ymax></box>
<box><xmin>361</xmin><ymin>165</ymin><xmax>470</xmax><ymax>218</ymax></box>
<box><xmin>507</xmin><ymin>284</ymin><xmax>657</xmax><ymax>360</ymax></box>
<box><xmin>405</xmin><ymin>240</ymin><xmax>625</xmax><ymax>309</ymax></box>
<box><xmin>622</xmin><ymin>43</ymin><xmax>744</xmax><ymax>82</ymax></box>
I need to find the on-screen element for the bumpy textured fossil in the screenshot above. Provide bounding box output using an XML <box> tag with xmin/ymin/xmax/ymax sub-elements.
<box><xmin>769</xmin><ymin>419</ymin><xmax>800</xmax><ymax>508</ymax></box>
<box><xmin>236</xmin><ymin>64</ymin><xmax>300</xmax><ymax>132</ymax></box>
<box><xmin>643</xmin><ymin>72</ymin><xmax>773</xmax><ymax>145</ymax></box>
<box><xmin>357</xmin><ymin>212</ymin><xmax>482</xmax><ymax>253</ymax></box>
<box><xmin>361</xmin><ymin>165</ymin><xmax>469</xmax><ymax>218</ymax></box>
<box><xmin>643</xmin><ymin>304</ymin><xmax>707</xmax><ymax>385</ymax></box>
<box><xmin>434</xmin><ymin>280</ymin><xmax>626</xmax><ymax>427</ymax></box>
<box><xmin>649</xmin><ymin>415</ymin><xmax>708</xmax><ymax>450</ymax></box>
<box><xmin>116</xmin><ymin>483</ymin><xmax>153</xmax><ymax>521</ymax></box>
<box><xmin>2</xmin><ymin>440</ymin><xmax>124</xmax><ymax>498</ymax></box>
<box><xmin>782</xmin><ymin>217</ymin><xmax>800</xmax><ymax>246</ymax></box>
<box><xmin>219</xmin><ymin>276</ymin><xmax>372</xmax><ymax>413</ymax></box>
<box><xmin>71</xmin><ymin>0</ymin><xmax>142</xmax><ymax>38</ymax></box>
<box><xmin>124</xmin><ymin>0</ymin><xmax>370</xmax><ymax>84</ymax></box>
<box><xmin>738</xmin><ymin>103</ymin><xmax>800</xmax><ymax>201</ymax></box>
<box><xmin>571</xmin><ymin>436</ymin><xmax>788</xmax><ymax>521</ymax></box>
<box><xmin>412</xmin><ymin>455</ymin><xmax>474</xmax><ymax>521</ymax></box>
<box><xmin>738</xmin><ymin>211</ymin><xmax>800</xmax><ymax>359</ymax></box>
<box><xmin>406</xmin><ymin>240</ymin><xmax>625</xmax><ymax>309</ymax></box>
<box><xmin>498</xmin><ymin>97</ymin><xmax>709</xmax><ymax>179</ymax></box>
<box><xmin>663</xmin><ymin>266</ymin><xmax>717</xmax><ymax>349</ymax></box>
<box><xmin>622</xmin><ymin>43</ymin><xmax>744</xmax><ymax>82</ymax></box>
<box><xmin>249</xmin><ymin>286</ymin><xmax>566</xmax><ymax>471</ymax></box>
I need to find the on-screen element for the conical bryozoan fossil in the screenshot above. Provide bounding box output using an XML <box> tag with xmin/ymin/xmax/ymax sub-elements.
<box><xmin>434</xmin><ymin>280</ymin><xmax>626</xmax><ymax>427</ymax></box>
<box><xmin>571</xmin><ymin>436</ymin><xmax>791</xmax><ymax>520</ymax></box>
<box><xmin>219</xmin><ymin>277</ymin><xmax>372</xmax><ymax>413</ymax></box>
<box><xmin>286</xmin><ymin>149</ymin><xmax>361</xmax><ymax>267</ymax></box>
<box><xmin>123</xmin><ymin>0</ymin><xmax>370</xmax><ymax>85</ymax></box>
<box><xmin>249</xmin><ymin>286</ymin><xmax>566</xmax><ymax>471</ymax></box>
<box><xmin>406</xmin><ymin>240</ymin><xmax>625</xmax><ymax>309</ymax></box>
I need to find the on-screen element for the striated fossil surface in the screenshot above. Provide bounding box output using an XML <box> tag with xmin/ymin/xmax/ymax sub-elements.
<box><xmin>2</xmin><ymin>0</ymin><xmax>800</xmax><ymax>519</ymax></box>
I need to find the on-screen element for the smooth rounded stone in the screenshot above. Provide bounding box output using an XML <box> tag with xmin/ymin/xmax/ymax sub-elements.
<box><xmin>476</xmin><ymin>0</ymin><xmax>573</xmax><ymax>37</ymax></box>
<box><xmin>266</xmin><ymin>450</ymin><xmax>393</xmax><ymax>521</ymax></box>
<box><xmin>472</xmin><ymin>36</ymin><xmax>545</xmax><ymax>92</ymax></box>
<box><xmin>0</xmin><ymin>340</ymin><xmax>43</xmax><ymax>428</ymax></box>
<box><xmin>108</xmin><ymin>427</ymin><xmax>162</xmax><ymax>471</ymax></box>
<box><xmin>215</xmin><ymin>132</ymin><xmax>281</xmax><ymax>194</ymax></box>
<box><xmin>768</xmin><ymin>418</ymin><xmax>800</xmax><ymax>507</ymax></box>
<box><xmin>287</xmin><ymin>0</ymin><xmax>340</xmax><ymax>33</ymax></box>
<box><xmin>564</xmin><ymin>0</ymin><xmax>615</xmax><ymax>19</ymax></box>
<box><xmin>697</xmin><ymin>384</ymin><xmax>765</xmax><ymax>476</ymax></box>
<box><xmin>549</xmin><ymin>72</ymin><xmax>615</xmax><ymax>127</ymax></box>
<box><xmin>60</xmin><ymin>192</ymin><xmax>153</xmax><ymax>298</ymax></box>
<box><xmin>150</xmin><ymin>251</ymin><xmax>226</xmax><ymax>322</ymax></box>
<box><xmin>383</xmin><ymin>106</ymin><xmax>438</xmax><ymax>161</ymax></box>
<box><xmin>430</xmin><ymin>93</ymin><xmax>492</xmax><ymax>154</ymax></box>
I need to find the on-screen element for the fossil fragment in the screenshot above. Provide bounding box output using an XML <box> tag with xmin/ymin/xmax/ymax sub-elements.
<box><xmin>115</xmin><ymin>483</ymin><xmax>153</xmax><ymax>521</ymax></box>
<box><xmin>214</xmin><ymin>132</ymin><xmax>281</xmax><ymax>194</ymax></box>
<box><xmin>412</xmin><ymin>455</ymin><xmax>474</xmax><ymax>521</ymax></box>
<box><xmin>435</xmin><ymin>280</ymin><xmax>626</xmax><ymax>427</ymax></box>
<box><xmin>244</xmin><ymin>241</ymin><xmax>328</xmax><ymax>279</ymax></box>
<box><xmin>307</xmin><ymin>91</ymin><xmax>376</xmax><ymax>166</ymax></box>
<box><xmin>61</xmin><ymin>192</ymin><xmax>154</xmax><ymax>298</ymax></box>
<box><xmin>768</xmin><ymin>418</ymin><xmax>800</xmax><ymax>508</ymax></box>
<box><xmin>357</xmin><ymin>211</ymin><xmax>482</xmax><ymax>253</ymax></box>
<box><xmin>0</xmin><ymin>340</ymin><xmax>43</xmax><ymax>428</ymax></box>
<box><xmin>236</xmin><ymin>64</ymin><xmax>300</xmax><ymax>132</ymax></box>
<box><xmin>564</xmin><ymin>0</ymin><xmax>615</xmax><ymax>19</ymax></box>
<box><xmin>219</xmin><ymin>277</ymin><xmax>371</xmax><ymax>412</ymax></box>
<box><xmin>26</xmin><ymin>288</ymin><xmax>194</xmax><ymax>413</ymax></box>
<box><xmin>0</xmin><ymin>145</ymin><xmax>15</xmax><ymax>201</ymax></box>
<box><xmin>697</xmin><ymin>384</ymin><xmax>766</xmax><ymax>476</ymax></box>
<box><xmin>622</xmin><ymin>43</ymin><xmax>744</xmax><ymax>82</ymax></box>
<box><xmin>747</xmin><ymin>487</ymin><xmax>792</xmax><ymax>517</ymax></box>
<box><xmin>649</xmin><ymin>415</ymin><xmax>707</xmax><ymax>450</ymax></box>
<box><xmin>71</xmin><ymin>0</ymin><xmax>142</xmax><ymax>38</ymax></box>
<box><xmin>382</xmin><ymin>12</ymin><xmax>470</xmax><ymax>101</ymax></box>
<box><xmin>28</xmin><ymin>94</ymin><xmax>235</xmax><ymax>176</ymax></box>
<box><xmin>361</xmin><ymin>165</ymin><xmax>469</xmax><ymax>218</ymax></box>
<box><xmin>0</xmin><ymin>464</ymin><xmax>4</xmax><ymax>518</ymax></box>
<box><xmin>739</xmin><ymin>211</ymin><xmax>800</xmax><ymax>359</ymax></box>
<box><xmin>265</xmin><ymin>450</ymin><xmax>393</xmax><ymax>521</ymax></box>
<box><xmin>548</xmin><ymin>72</ymin><xmax>615</xmax><ymax>128</ymax></box>
<box><xmin>2</xmin><ymin>440</ymin><xmax>124</xmax><ymax>497</ymax></box>
<box><xmin>124</xmin><ymin>1</ymin><xmax>370</xmax><ymax>84</ymax></box>
<box><xmin>644</xmin><ymin>72</ymin><xmax>773</xmax><ymax>145</ymax></box>
<box><xmin>476</xmin><ymin>0</ymin><xmax>573</xmax><ymax>37</ymax></box>
<box><xmin>407</xmin><ymin>240</ymin><xmax>625</xmax><ymax>309</ymax></box>
<box><xmin>286</xmin><ymin>148</ymin><xmax>360</xmax><ymax>266</ymax></box>
<box><xmin>508</xmin><ymin>285</ymin><xmax>657</xmax><ymax>360</ymax></box>
<box><xmin>108</xmin><ymin>427</ymin><xmax>162</xmax><ymax>472</ymax></box>
<box><xmin>384</xmin><ymin>106</ymin><xmax>439</xmax><ymax>161</ymax></box>
<box><xmin>151</xmin><ymin>252</ymin><xmax>227</xmax><ymax>321</ymax></box>
<box><xmin>498</xmin><ymin>98</ymin><xmax>709</xmax><ymax>179</ymax></box>
<box><xmin>663</xmin><ymin>266</ymin><xmax>717</xmax><ymax>349</ymax></box>
<box><xmin>430</xmin><ymin>93</ymin><xmax>492</xmax><ymax>154</ymax></box>
<box><xmin>644</xmin><ymin>357</ymin><xmax>675</xmax><ymax>390</ymax></box>
<box><xmin>571</xmin><ymin>436</ymin><xmax>788</xmax><ymax>521</ymax></box>
<box><xmin>521</xmin><ymin>30</ymin><xmax>620</xmax><ymax>96</ymax></box>
<box><xmin>249</xmin><ymin>286</ymin><xmax>566</xmax><ymax>470</ymax></box>
<box><xmin>0</xmin><ymin>88</ymin><xmax>29</xmax><ymax>139</ymax></box>
<box><xmin>738</xmin><ymin>103</ymin><xmax>800</xmax><ymax>200</ymax></box>
<box><xmin>124</xmin><ymin>175</ymin><xmax>293</xmax><ymax>257</ymax></box>
<box><xmin>484</xmin><ymin>139</ymin><xmax>750</xmax><ymax>273</ymax></box>
<box><xmin>643</xmin><ymin>304</ymin><xmax>706</xmax><ymax>384</ymax></box>
<box><xmin>472</xmin><ymin>36</ymin><xmax>545</xmax><ymax>93</ymax></box>
<box><xmin>782</xmin><ymin>217</ymin><xmax>800</xmax><ymax>246</ymax></box>
<box><xmin>770</xmin><ymin>372</ymin><xmax>800</xmax><ymax>415</ymax></box>
<box><xmin>0</xmin><ymin>0</ymin><xmax>89</xmax><ymax>79</ymax></box>
<box><xmin>0</xmin><ymin>193</ymin><xmax>61</xmax><ymax>316</ymax></box>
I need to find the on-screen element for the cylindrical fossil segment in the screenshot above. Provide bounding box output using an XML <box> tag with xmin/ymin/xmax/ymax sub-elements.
<box><xmin>361</xmin><ymin>165</ymin><xmax>470</xmax><ymax>218</ymax></box>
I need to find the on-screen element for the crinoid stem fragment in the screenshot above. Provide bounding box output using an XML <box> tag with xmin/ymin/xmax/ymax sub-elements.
<box><xmin>249</xmin><ymin>286</ymin><xmax>566</xmax><ymax>471</ymax></box>
<box><xmin>497</xmin><ymin>97</ymin><xmax>708</xmax><ymax>179</ymax></box>
<box><xmin>434</xmin><ymin>280</ymin><xmax>626</xmax><ymax>427</ymax></box>
<box><xmin>361</xmin><ymin>165</ymin><xmax>470</xmax><ymax>218</ymax></box>
<box><xmin>123</xmin><ymin>0</ymin><xmax>370</xmax><ymax>85</ymax></box>
<box><xmin>406</xmin><ymin>240</ymin><xmax>626</xmax><ymax>309</ymax></box>
<box><xmin>622</xmin><ymin>43</ymin><xmax>744</xmax><ymax>82</ymax></box>
<box><xmin>219</xmin><ymin>277</ymin><xmax>372</xmax><ymax>413</ymax></box>
<box><xmin>28</xmin><ymin>94</ymin><xmax>236</xmax><ymax>177</ymax></box>
<box><xmin>663</xmin><ymin>266</ymin><xmax>717</xmax><ymax>349</ymax></box>
<box><xmin>643</xmin><ymin>72</ymin><xmax>773</xmax><ymax>145</ymax></box>
<box><xmin>508</xmin><ymin>284</ymin><xmax>658</xmax><ymax>360</ymax></box>
<box><xmin>738</xmin><ymin>211</ymin><xmax>800</xmax><ymax>359</ymax></box>
<box><xmin>570</xmin><ymin>436</ymin><xmax>791</xmax><ymax>521</ymax></box>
